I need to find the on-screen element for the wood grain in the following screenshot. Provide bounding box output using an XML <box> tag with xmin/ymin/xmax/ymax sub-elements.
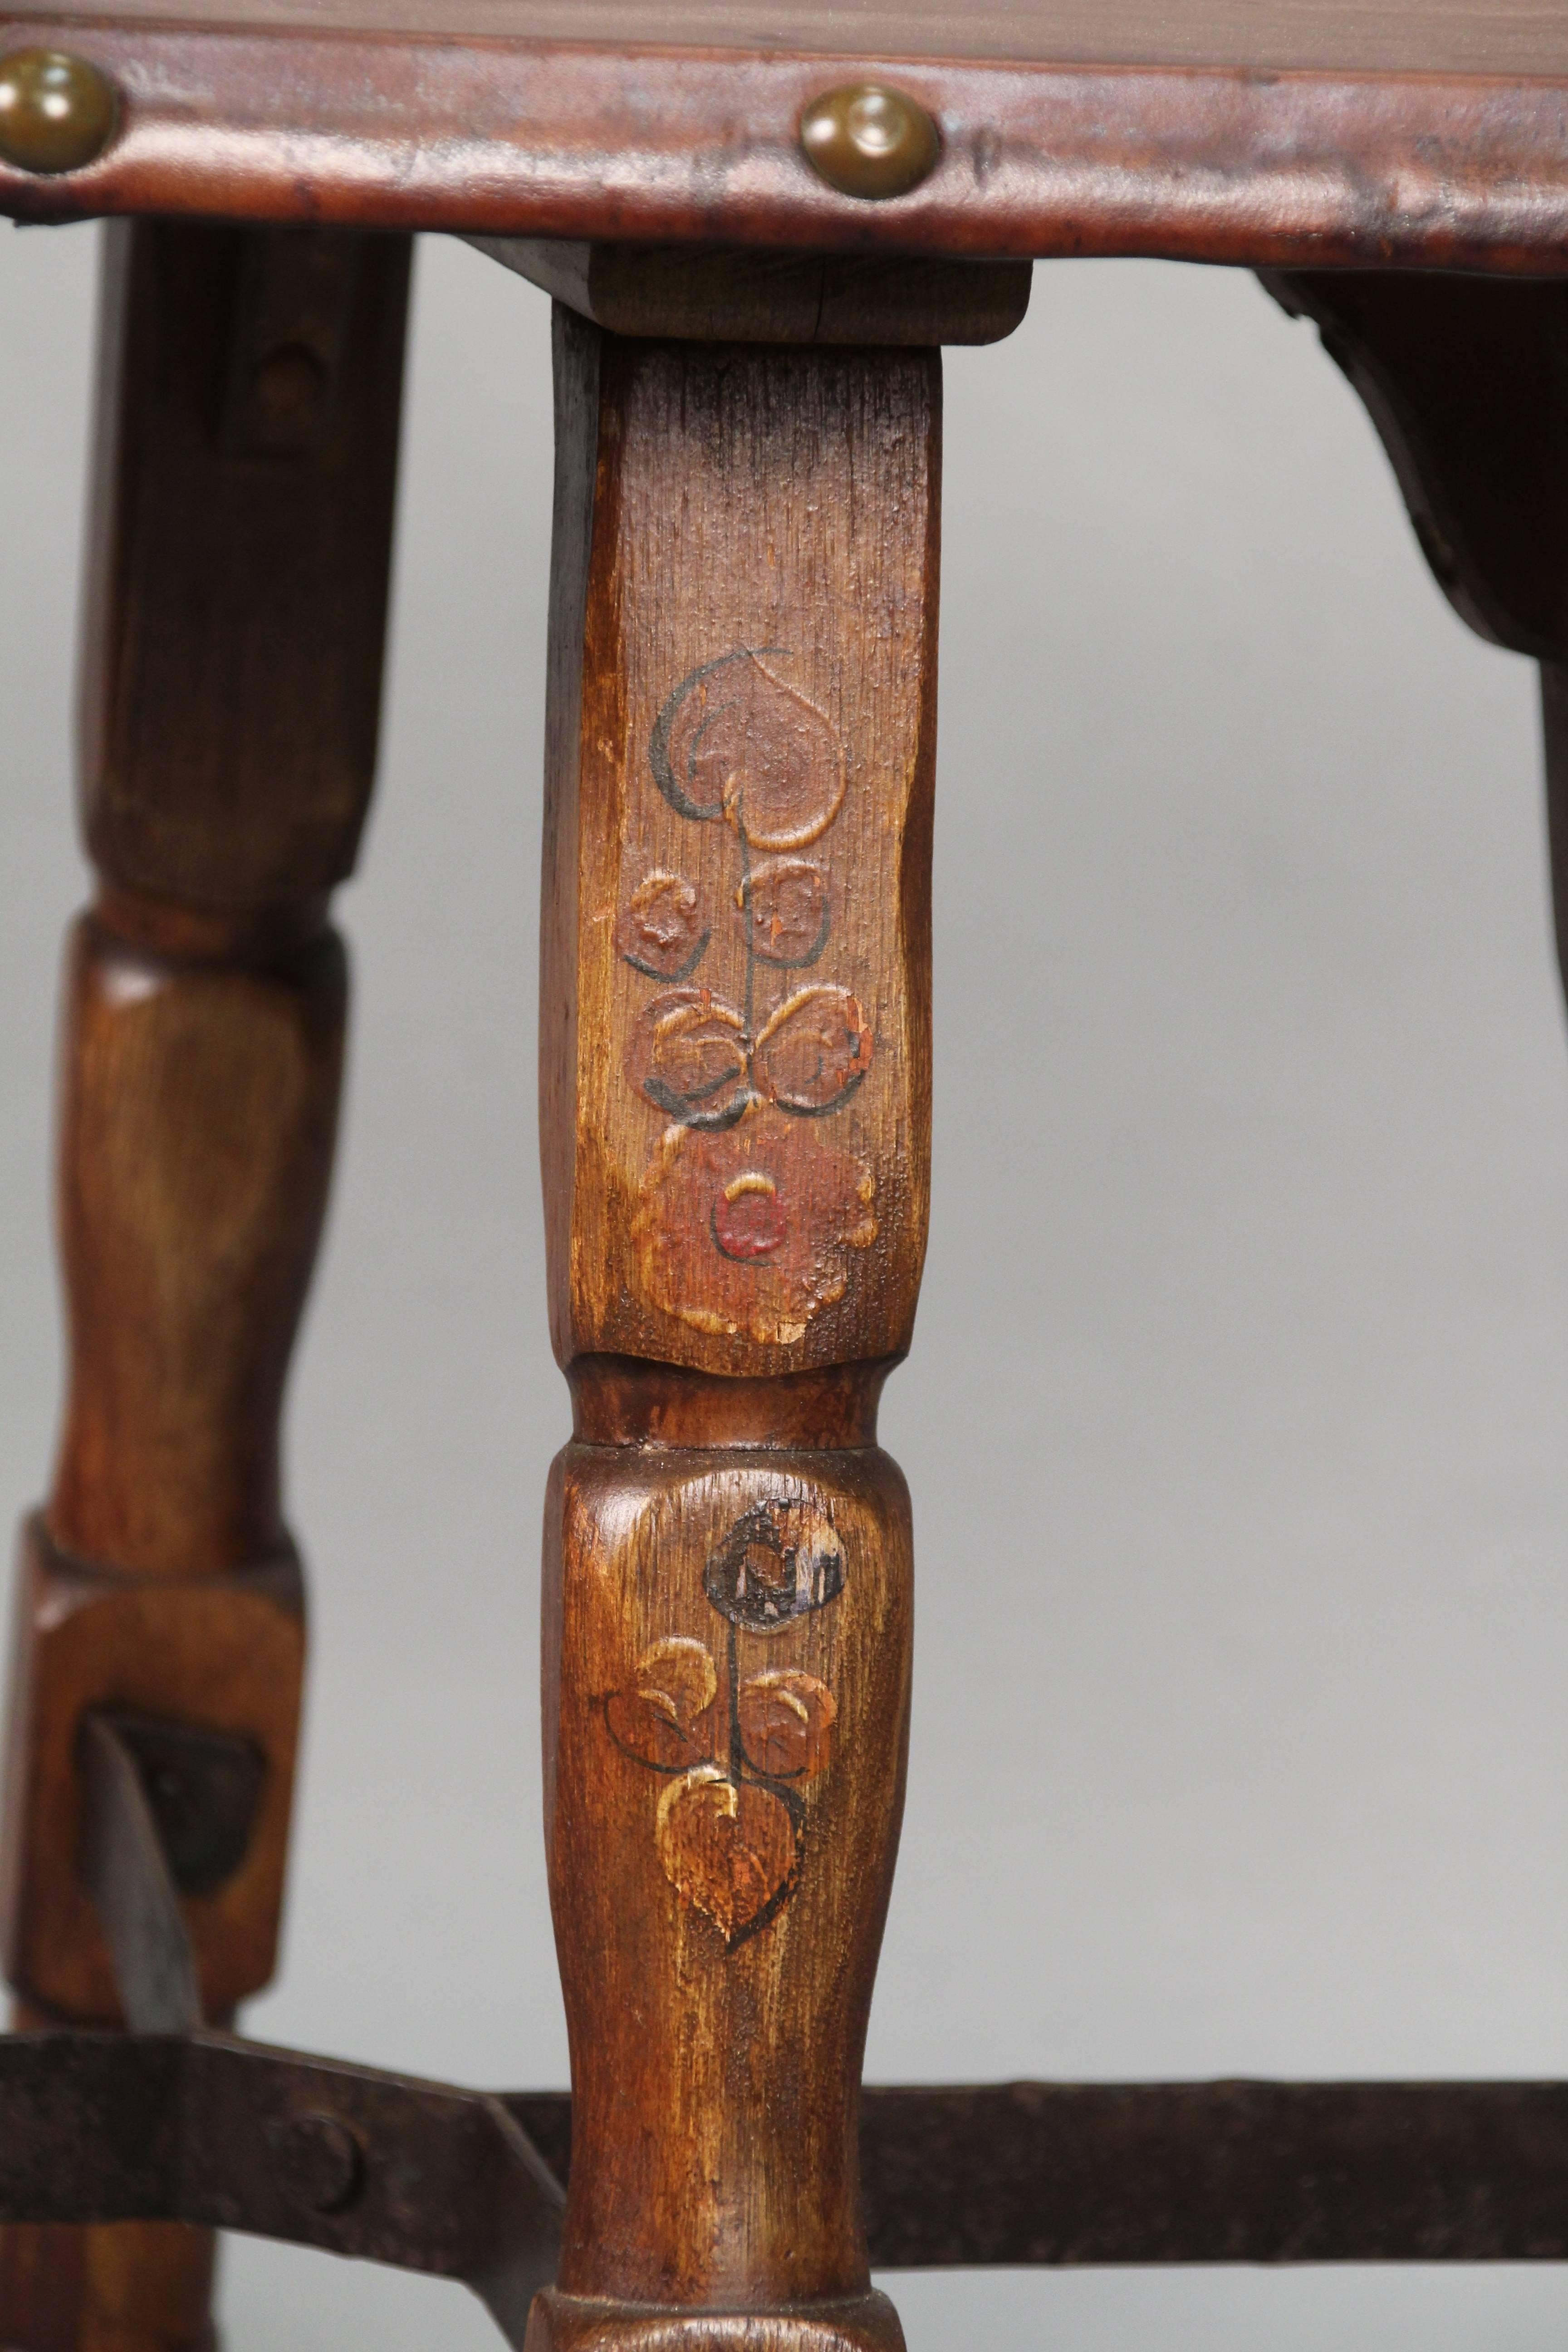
<box><xmin>0</xmin><ymin>217</ymin><xmax>405</xmax><ymax>2351</ymax></box>
<box><xmin>50</xmin><ymin>909</ymin><xmax>345</xmax><ymax>1579</ymax></box>
<box><xmin>568</xmin><ymin>1360</ymin><xmax>889</xmax><ymax>1451</ymax></box>
<box><xmin>9</xmin><ymin>0</ymin><xmax>1568</xmax><ymax>77</ymax></box>
<box><xmin>536</xmin><ymin>294</ymin><xmax>942</xmax><ymax>2350</ymax></box>
<box><xmin>0</xmin><ymin>1522</ymin><xmax>304</xmax><ymax>2025</ymax></box>
<box><xmin>474</xmin><ymin>244</ymin><xmax>1030</xmax><ymax>348</ymax></box>
<box><xmin>5</xmin><ymin>35</ymin><xmax>1568</xmax><ymax>279</ymax></box>
<box><xmin>543</xmin><ymin>311</ymin><xmax>938</xmax><ymax>1379</ymax></box>
<box><xmin>539</xmin><ymin>1444</ymin><xmax>912</xmax><ymax>2347</ymax></box>
<box><xmin>0</xmin><ymin>2092</ymin><xmax>216</xmax><ymax>2352</ymax></box>
<box><xmin>79</xmin><ymin>218</ymin><xmax>409</xmax><ymax>914</ymax></box>
<box><xmin>525</xmin><ymin>2293</ymin><xmax>906</xmax><ymax>2352</ymax></box>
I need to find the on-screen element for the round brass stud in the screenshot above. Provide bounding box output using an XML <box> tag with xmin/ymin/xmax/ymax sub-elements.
<box><xmin>0</xmin><ymin>47</ymin><xmax>118</xmax><ymax>176</ymax></box>
<box><xmin>799</xmin><ymin>82</ymin><xmax>939</xmax><ymax>201</ymax></box>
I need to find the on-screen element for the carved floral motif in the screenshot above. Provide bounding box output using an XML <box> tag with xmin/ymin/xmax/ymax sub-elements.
<box><xmin>605</xmin><ymin>1499</ymin><xmax>845</xmax><ymax>1948</ymax></box>
<box><xmin>620</xmin><ymin>649</ymin><xmax>879</xmax><ymax>1342</ymax></box>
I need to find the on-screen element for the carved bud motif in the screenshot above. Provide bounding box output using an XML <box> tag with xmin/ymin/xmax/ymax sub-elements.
<box><xmin>737</xmin><ymin>1670</ymin><xmax>836</xmax><ymax>1780</ymax></box>
<box><xmin>616</xmin><ymin>871</ymin><xmax>709</xmax><ymax>980</ymax></box>
<box><xmin>704</xmin><ymin>1499</ymin><xmax>845</xmax><ymax>1631</ymax></box>
<box><xmin>606</xmin><ymin>1636</ymin><xmax>717</xmax><ymax>1770</ymax></box>
<box><xmin>737</xmin><ymin>858</ymin><xmax>829</xmax><ymax>968</ymax></box>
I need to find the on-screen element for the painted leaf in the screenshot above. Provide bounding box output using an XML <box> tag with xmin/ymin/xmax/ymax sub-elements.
<box><xmin>652</xmin><ymin>652</ymin><xmax>845</xmax><ymax>852</ymax></box>
<box><xmin>626</xmin><ymin>988</ymin><xmax>750</xmax><ymax>1124</ymax></box>
<box><xmin>753</xmin><ymin>986</ymin><xmax>872</xmax><ymax>1114</ymax></box>
<box><xmin>738</xmin><ymin>859</ymin><xmax>829</xmax><ymax>968</ymax></box>
<box><xmin>739</xmin><ymin>1670</ymin><xmax>837</xmax><ymax>1781</ymax></box>
<box><xmin>617</xmin><ymin>871</ymin><xmax>709</xmax><ymax>980</ymax></box>
<box><xmin>606</xmin><ymin>1636</ymin><xmax>717</xmax><ymax>1769</ymax></box>
<box><xmin>656</xmin><ymin>1765</ymin><xmax>798</xmax><ymax>1942</ymax></box>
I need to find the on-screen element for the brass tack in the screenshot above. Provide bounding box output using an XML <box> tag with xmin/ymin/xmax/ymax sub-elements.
<box><xmin>0</xmin><ymin>47</ymin><xmax>118</xmax><ymax>176</ymax></box>
<box><xmin>799</xmin><ymin>83</ymin><xmax>939</xmax><ymax>201</ymax></box>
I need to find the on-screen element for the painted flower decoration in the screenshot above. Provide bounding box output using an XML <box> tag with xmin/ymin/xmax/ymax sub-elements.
<box><xmin>704</xmin><ymin>1499</ymin><xmax>845</xmax><ymax>1629</ymax></box>
<box><xmin>605</xmin><ymin>1498</ymin><xmax>844</xmax><ymax>1947</ymax></box>
<box><xmin>753</xmin><ymin>985</ymin><xmax>872</xmax><ymax>1114</ymax></box>
<box><xmin>633</xmin><ymin>1103</ymin><xmax>876</xmax><ymax>1346</ymax></box>
<box><xmin>622</xmin><ymin>649</ymin><xmax>877</xmax><ymax>1343</ymax></box>
<box><xmin>626</xmin><ymin>983</ymin><xmax>871</xmax><ymax>1129</ymax></box>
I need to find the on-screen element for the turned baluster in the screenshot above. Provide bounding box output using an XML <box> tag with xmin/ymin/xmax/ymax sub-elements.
<box><xmin>512</xmin><ymin>250</ymin><xmax>1028</xmax><ymax>2352</ymax></box>
<box><xmin>0</xmin><ymin>215</ymin><xmax>408</xmax><ymax>2352</ymax></box>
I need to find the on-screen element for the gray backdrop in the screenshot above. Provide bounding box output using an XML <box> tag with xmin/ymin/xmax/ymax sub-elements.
<box><xmin>3</xmin><ymin>222</ymin><xmax>1567</xmax><ymax>2349</ymax></box>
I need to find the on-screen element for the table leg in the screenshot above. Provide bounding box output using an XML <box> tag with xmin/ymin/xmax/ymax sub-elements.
<box><xmin>1263</xmin><ymin>269</ymin><xmax>1568</xmax><ymax>995</ymax></box>
<box><xmin>529</xmin><ymin>307</ymin><xmax>938</xmax><ymax>2352</ymax></box>
<box><xmin>0</xmin><ymin>216</ymin><xmax>408</xmax><ymax>2352</ymax></box>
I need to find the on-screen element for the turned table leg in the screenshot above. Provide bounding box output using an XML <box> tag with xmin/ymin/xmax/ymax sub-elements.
<box><xmin>528</xmin><ymin>290</ymin><xmax>946</xmax><ymax>2352</ymax></box>
<box><xmin>0</xmin><ymin>217</ymin><xmax>408</xmax><ymax>2352</ymax></box>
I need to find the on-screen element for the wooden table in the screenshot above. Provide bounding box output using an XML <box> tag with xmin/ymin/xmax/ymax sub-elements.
<box><xmin>0</xmin><ymin>3</ymin><xmax>1567</xmax><ymax>2347</ymax></box>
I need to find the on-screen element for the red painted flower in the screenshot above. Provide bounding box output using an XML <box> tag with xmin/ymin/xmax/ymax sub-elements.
<box><xmin>632</xmin><ymin>1104</ymin><xmax>876</xmax><ymax>1347</ymax></box>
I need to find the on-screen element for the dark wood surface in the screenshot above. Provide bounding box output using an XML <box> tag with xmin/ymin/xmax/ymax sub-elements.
<box><xmin>13</xmin><ymin>0</ymin><xmax>1568</xmax><ymax>74</ymax></box>
<box><xmin>79</xmin><ymin>220</ymin><xmax>409</xmax><ymax>915</ymax></box>
<box><xmin>1265</xmin><ymin>272</ymin><xmax>1568</xmax><ymax>666</ymax></box>
<box><xmin>474</xmin><ymin>243</ymin><xmax>1031</xmax><ymax>348</ymax></box>
<box><xmin>4</xmin><ymin>8</ymin><xmax>1568</xmax><ymax>270</ymax></box>
<box><xmin>1261</xmin><ymin>271</ymin><xmax>1568</xmax><ymax>1043</ymax></box>
<box><xmin>0</xmin><ymin>217</ymin><xmax>409</xmax><ymax>2352</ymax></box>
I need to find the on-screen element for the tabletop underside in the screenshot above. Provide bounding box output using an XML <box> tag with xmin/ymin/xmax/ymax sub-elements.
<box><xmin>2</xmin><ymin>0</ymin><xmax>1568</xmax><ymax>273</ymax></box>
